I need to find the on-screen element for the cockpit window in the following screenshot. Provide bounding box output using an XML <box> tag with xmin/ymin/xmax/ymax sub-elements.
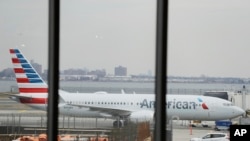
<box><xmin>223</xmin><ymin>103</ymin><xmax>233</xmax><ymax>106</ymax></box>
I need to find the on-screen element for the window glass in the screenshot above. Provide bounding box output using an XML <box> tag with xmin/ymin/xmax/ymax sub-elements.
<box><xmin>169</xmin><ymin>0</ymin><xmax>250</xmax><ymax>140</ymax></box>
<box><xmin>0</xmin><ymin>0</ymin><xmax>48</xmax><ymax>137</ymax></box>
<box><xmin>2</xmin><ymin>0</ymin><xmax>250</xmax><ymax>140</ymax></box>
<box><xmin>60</xmin><ymin>0</ymin><xmax>156</xmax><ymax>140</ymax></box>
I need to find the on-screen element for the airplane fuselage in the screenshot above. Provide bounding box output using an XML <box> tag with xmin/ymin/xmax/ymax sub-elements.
<box><xmin>8</xmin><ymin>48</ymin><xmax>245</xmax><ymax>123</ymax></box>
<box><xmin>16</xmin><ymin>93</ymin><xmax>244</xmax><ymax>121</ymax></box>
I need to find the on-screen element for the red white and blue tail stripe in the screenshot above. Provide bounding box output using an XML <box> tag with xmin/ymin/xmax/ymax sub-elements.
<box><xmin>10</xmin><ymin>49</ymin><xmax>47</xmax><ymax>105</ymax></box>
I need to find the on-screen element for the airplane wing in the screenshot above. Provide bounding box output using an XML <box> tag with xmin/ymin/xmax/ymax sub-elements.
<box><xmin>0</xmin><ymin>92</ymin><xmax>32</xmax><ymax>99</ymax></box>
<box><xmin>2</xmin><ymin>92</ymin><xmax>66</xmax><ymax>104</ymax></box>
<box><xmin>67</xmin><ymin>103</ymin><xmax>132</xmax><ymax>117</ymax></box>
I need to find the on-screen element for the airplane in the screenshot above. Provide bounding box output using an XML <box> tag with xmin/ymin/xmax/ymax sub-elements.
<box><xmin>6</xmin><ymin>48</ymin><xmax>245</xmax><ymax>127</ymax></box>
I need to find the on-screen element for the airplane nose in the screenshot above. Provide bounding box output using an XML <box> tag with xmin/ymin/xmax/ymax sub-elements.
<box><xmin>234</xmin><ymin>107</ymin><xmax>245</xmax><ymax>116</ymax></box>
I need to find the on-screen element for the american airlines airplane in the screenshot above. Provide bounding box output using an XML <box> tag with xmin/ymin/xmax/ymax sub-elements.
<box><xmin>6</xmin><ymin>49</ymin><xmax>244</xmax><ymax>126</ymax></box>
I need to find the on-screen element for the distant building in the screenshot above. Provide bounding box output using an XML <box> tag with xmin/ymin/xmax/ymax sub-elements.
<box><xmin>88</xmin><ymin>69</ymin><xmax>106</xmax><ymax>78</ymax></box>
<box><xmin>114</xmin><ymin>66</ymin><xmax>127</xmax><ymax>76</ymax></box>
<box><xmin>147</xmin><ymin>70</ymin><xmax>152</xmax><ymax>76</ymax></box>
<box><xmin>30</xmin><ymin>60</ymin><xmax>42</xmax><ymax>75</ymax></box>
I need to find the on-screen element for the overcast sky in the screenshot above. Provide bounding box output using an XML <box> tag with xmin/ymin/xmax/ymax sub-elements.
<box><xmin>1</xmin><ymin>0</ymin><xmax>250</xmax><ymax>78</ymax></box>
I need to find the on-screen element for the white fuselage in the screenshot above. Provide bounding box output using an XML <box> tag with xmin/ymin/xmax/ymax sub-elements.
<box><xmin>18</xmin><ymin>92</ymin><xmax>245</xmax><ymax>121</ymax></box>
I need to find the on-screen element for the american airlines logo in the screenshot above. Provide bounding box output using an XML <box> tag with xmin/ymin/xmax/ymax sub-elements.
<box><xmin>197</xmin><ymin>98</ymin><xmax>209</xmax><ymax>110</ymax></box>
<box><xmin>140</xmin><ymin>98</ymin><xmax>209</xmax><ymax>110</ymax></box>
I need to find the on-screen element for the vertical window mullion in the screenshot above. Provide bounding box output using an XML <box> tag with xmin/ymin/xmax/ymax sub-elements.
<box><xmin>47</xmin><ymin>0</ymin><xmax>60</xmax><ymax>141</ymax></box>
<box><xmin>154</xmin><ymin>0</ymin><xmax>168</xmax><ymax>140</ymax></box>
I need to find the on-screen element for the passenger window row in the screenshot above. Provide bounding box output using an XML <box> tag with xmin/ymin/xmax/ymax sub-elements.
<box><xmin>66</xmin><ymin>101</ymin><xmax>141</xmax><ymax>106</ymax></box>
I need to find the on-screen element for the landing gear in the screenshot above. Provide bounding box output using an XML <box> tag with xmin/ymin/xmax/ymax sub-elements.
<box><xmin>113</xmin><ymin>119</ymin><xmax>129</xmax><ymax>128</ymax></box>
<box><xmin>113</xmin><ymin>120</ymin><xmax>123</xmax><ymax>128</ymax></box>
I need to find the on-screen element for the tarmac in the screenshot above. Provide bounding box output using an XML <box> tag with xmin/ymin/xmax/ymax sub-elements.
<box><xmin>172</xmin><ymin>124</ymin><xmax>228</xmax><ymax>141</ymax></box>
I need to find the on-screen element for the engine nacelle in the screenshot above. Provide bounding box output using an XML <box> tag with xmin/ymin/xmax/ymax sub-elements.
<box><xmin>129</xmin><ymin>110</ymin><xmax>154</xmax><ymax>123</ymax></box>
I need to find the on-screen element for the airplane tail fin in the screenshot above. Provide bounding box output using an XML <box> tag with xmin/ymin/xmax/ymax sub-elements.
<box><xmin>10</xmin><ymin>49</ymin><xmax>48</xmax><ymax>94</ymax></box>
